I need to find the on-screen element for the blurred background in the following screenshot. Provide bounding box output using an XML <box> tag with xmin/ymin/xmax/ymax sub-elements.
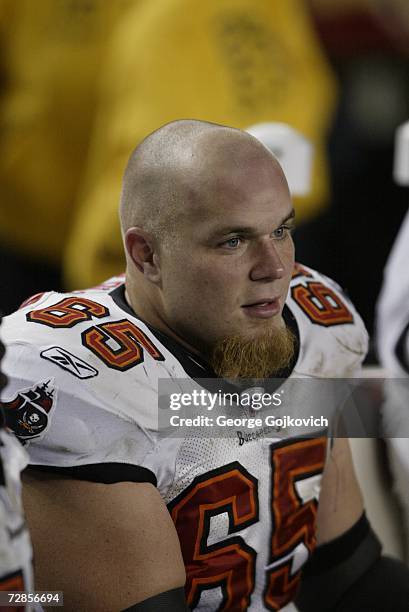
<box><xmin>0</xmin><ymin>0</ymin><xmax>408</xmax><ymax>363</ymax></box>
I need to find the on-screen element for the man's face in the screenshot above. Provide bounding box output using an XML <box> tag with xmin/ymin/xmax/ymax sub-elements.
<box><xmin>158</xmin><ymin>150</ymin><xmax>295</xmax><ymax>356</ymax></box>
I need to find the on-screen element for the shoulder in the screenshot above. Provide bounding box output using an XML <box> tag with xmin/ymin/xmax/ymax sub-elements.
<box><xmin>287</xmin><ymin>263</ymin><xmax>368</xmax><ymax>377</ymax></box>
<box><xmin>376</xmin><ymin>212</ymin><xmax>409</xmax><ymax>373</ymax></box>
<box><xmin>0</xmin><ymin>279</ymin><xmax>186</xmax><ymax>447</ymax></box>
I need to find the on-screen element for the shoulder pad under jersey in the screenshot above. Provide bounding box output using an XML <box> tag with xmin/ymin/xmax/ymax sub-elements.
<box><xmin>287</xmin><ymin>263</ymin><xmax>368</xmax><ymax>377</ymax></box>
<box><xmin>1</xmin><ymin>282</ymin><xmax>190</xmax><ymax>431</ymax></box>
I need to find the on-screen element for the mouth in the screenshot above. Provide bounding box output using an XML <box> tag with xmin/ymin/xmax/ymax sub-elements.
<box><xmin>241</xmin><ymin>298</ymin><xmax>281</xmax><ymax>319</ymax></box>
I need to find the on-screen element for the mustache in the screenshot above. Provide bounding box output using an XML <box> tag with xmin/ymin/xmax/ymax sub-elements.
<box><xmin>210</xmin><ymin>324</ymin><xmax>296</xmax><ymax>379</ymax></box>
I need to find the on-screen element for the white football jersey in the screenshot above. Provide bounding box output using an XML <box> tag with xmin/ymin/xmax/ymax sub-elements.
<box><xmin>0</xmin><ymin>265</ymin><xmax>367</xmax><ymax>611</ymax></box>
<box><xmin>377</xmin><ymin>209</ymin><xmax>409</xmax><ymax>375</ymax></box>
<box><xmin>0</xmin><ymin>427</ymin><xmax>34</xmax><ymax>609</ymax></box>
<box><xmin>376</xmin><ymin>210</ymin><xmax>409</xmax><ymax>562</ymax></box>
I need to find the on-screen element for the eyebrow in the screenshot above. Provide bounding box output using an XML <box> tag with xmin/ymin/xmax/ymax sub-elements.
<box><xmin>213</xmin><ymin>208</ymin><xmax>296</xmax><ymax>238</ymax></box>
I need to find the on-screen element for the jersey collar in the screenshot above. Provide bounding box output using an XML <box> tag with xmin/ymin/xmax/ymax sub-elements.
<box><xmin>109</xmin><ymin>284</ymin><xmax>300</xmax><ymax>390</ymax></box>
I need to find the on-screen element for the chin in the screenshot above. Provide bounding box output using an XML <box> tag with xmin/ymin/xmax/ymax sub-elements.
<box><xmin>247</xmin><ymin>316</ymin><xmax>281</xmax><ymax>331</ymax></box>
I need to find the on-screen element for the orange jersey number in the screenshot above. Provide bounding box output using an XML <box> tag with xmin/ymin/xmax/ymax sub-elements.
<box><xmin>169</xmin><ymin>437</ymin><xmax>327</xmax><ymax>611</ymax></box>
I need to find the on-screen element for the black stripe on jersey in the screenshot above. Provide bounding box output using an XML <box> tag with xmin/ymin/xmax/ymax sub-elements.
<box><xmin>301</xmin><ymin>512</ymin><xmax>369</xmax><ymax>574</ymax></box>
<box><xmin>110</xmin><ymin>285</ymin><xmax>214</xmax><ymax>378</ymax></box>
<box><xmin>109</xmin><ymin>284</ymin><xmax>300</xmax><ymax>388</ymax></box>
<box><xmin>0</xmin><ymin>454</ymin><xmax>5</xmax><ymax>486</ymax></box>
<box><xmin>395</xmin><ymin>321</ymin><xmax>409</xmax><ymax>374</ymax></box>
<box><xmin>7</xmin><ymin>520</ymin><xmax>28</xmax><ymax>540</ymax></box>
<box><xmin>26</xmin><ymin>462</ymin><xmax>157</xmax><ymax>486</ymax></box>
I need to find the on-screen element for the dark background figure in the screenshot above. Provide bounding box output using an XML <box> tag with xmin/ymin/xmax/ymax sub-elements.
<box><xmin>296</xmin><ymin>0</ymin><xmax>409</xmax><ymax>360</ymax></box>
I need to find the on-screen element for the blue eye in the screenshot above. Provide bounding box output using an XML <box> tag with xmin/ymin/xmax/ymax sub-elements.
<box><xmin>224</xmin><ymin>237</ymin><xmax>242</xmax><ymax>248</ymax></box>
<box><xmin>272</xmin><ymin>225</ymin><xmax>291</xmax><ymax>240</ymax></box>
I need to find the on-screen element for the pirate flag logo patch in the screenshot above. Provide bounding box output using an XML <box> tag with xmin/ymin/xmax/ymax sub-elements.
<box><xmin>1</xmin><ymin>380</ymin><xmax>56</xmax><ymax>442</ymax></box>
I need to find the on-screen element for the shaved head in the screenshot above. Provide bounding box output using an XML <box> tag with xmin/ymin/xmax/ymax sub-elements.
<box><xmin>122</xmin><ymin>118</ymin><xmax>294</xmax><ymax>365</ymax></box>
<box><xmin>120</xmin><ymin>119</ymin><xmax>285</xmax><ymax>246</ymax></box>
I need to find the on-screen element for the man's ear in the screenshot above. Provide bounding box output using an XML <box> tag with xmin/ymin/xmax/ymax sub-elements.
<box><xmin>125</xmin><ymin>227</ymin><xmax>161</xmax><ymax>283</ymax></box>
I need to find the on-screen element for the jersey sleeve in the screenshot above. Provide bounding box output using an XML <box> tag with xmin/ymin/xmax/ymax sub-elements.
<box><xmin>377</xmin><ymin>210</ymin><xmax>409</xmax><ymax>375</ymax></box>
<box><xmin>288</xmin><ymin>263</ymin><xmax>369</xmax><ymax>377</ymax></box>
<box><xmin>0</xmin><ymin>332</ymin><xmax>159</xmax><ymax>487</ymax></box>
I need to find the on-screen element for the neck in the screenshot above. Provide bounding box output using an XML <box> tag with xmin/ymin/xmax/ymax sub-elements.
<box><xmin>124</xmin><ymin>284</ymin><xmax>206</xmax><ymax>359</ymax></box>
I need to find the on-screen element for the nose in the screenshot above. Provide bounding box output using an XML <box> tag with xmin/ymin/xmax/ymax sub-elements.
<box><xmin>250</xmin><ymin>240</ymin><xmax>285</xmax><ymax>282</ymax></box>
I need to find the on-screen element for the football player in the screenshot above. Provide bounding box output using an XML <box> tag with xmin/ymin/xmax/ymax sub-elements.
<box><xmin>376</xmin><ymin>120</ymin><xmax>409</xmax><ymax>561</ymax></box>
<box><xmin>0</xmin><ymin>318</ymin><xmax>34</xmax><ymax>605</ymax></box>
<box><xmin>2</xmin><ymin>121</ymin><xmax>409</xmax><ymax>611</ymax></box>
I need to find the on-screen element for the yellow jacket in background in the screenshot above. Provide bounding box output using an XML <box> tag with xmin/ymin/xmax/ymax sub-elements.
<box><xmin>0</xmin><ymin>0</ymin><xmax>131</xmax><ymax>263</ymax></box>
<box><xmin>64</xmin><ymin>0</ymin><xmax>337</xmax><ymax>288</ymax></box>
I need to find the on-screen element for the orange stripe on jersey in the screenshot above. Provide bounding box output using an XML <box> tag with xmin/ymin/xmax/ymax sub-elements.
<box><xmin>264</xmin><ymin>437</ymin><xmax>327</xmax><ymax>610</ymax></box>
<box><xmin>27</xmin><ymin>297</ymin><xmax>109</xmax><ymax>328</ymax></box>
<box><xmin>292</xmin><ymin>263</ymin><xmax>313</xmax><ymax>279</ymax></box>
<box><xmin>291</xmin><ymin>281</ymin><xmax>353</xmax><ymax>326</ymax></box>
<box><xmin>81</xmin><ymin>319</ymin><xmax>164</xmax><ymax>371</ymax></box>
<box><xmin>168</xmin><ymin>462</ymin><xmax>258</xmax><ymax>610</ymax></box>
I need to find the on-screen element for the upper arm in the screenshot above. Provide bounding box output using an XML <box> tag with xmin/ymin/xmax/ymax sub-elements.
<box><xmin>315</xmin><ymin>437</ymin><xmax>364</xmax><ymax>545</ymax></box>
<box><xmin>22</xmin><ymin>471</ymin><xmax>186</xmax><ymax>612</ymax></box>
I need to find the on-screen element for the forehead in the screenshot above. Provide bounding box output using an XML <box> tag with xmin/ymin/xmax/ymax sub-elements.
<box><xmin>183</xmin><ymin>152</ymin><xmax>292</xmax><ymax>233</ymax></box>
